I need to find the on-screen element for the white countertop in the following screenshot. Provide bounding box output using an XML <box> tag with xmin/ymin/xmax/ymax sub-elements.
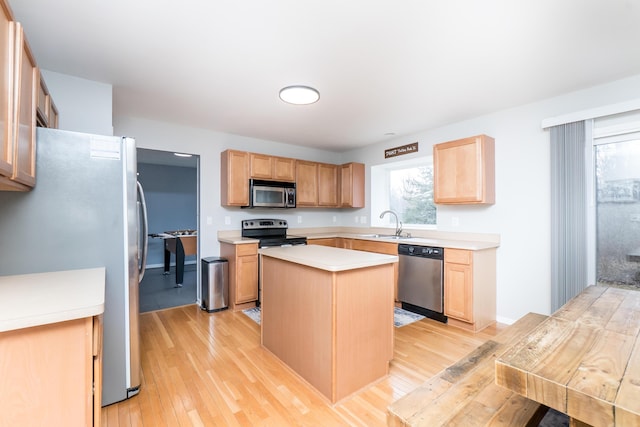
<box><xmin>219</xmin><ymin>231</ymin><xmax>499</xmax><ymax>251</ymax></box>
<box><xmin>0</xmin><ymin>267</ymin><xmax>106</xmax><ymax>333</ymax></box>
<box><xmin>259</xmin><ymin>245</ymin><xmax>398</xmax><ymax>272</ymax></box>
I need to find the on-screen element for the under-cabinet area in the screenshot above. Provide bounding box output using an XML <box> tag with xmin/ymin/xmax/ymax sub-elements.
<box><xmin>220</xmin><ymin>149</ymin><xmax>365</xmax><ymax>208</ymax></box>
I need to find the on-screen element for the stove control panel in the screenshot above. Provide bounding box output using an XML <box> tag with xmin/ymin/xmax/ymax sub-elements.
<box><xmin>242</xmin><ymin>219</ymin><xmax>288</xmax><ymax>230</ymax></box>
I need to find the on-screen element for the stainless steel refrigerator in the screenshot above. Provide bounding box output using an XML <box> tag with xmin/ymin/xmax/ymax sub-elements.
<box><xmin>0</xmin><ymin>127</ymin><xmax>148</xmax><ymax>406</ymax></box>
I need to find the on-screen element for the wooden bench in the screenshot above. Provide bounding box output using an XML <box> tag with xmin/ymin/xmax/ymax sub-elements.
<box><xmin>387</xmin><ymin>312</ymin><xmax>550</xmax><ymax>427</ymax></box>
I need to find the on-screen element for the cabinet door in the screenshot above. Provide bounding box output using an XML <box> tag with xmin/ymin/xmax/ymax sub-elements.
<box><xmin>12</xmin><ymin>24</ymin><xmax>37</xmax><ymax>187</ymax></box>
<box><xmin>318</xmin><ymin>162</ymin><xmax>338</xmax><ymax>207</ymax></box>
<box><xmin>249</xmin><ymin>152</ymin><xmax>273</xmax><ymax>179</ymax></box>
<box><xmin>296</xmin><ymin>160</ymin><xmax>318</xmax><ymax>206</ymax></box>
<box><xmin>0</xmin><ymin>9</ymin><xmax>14</xmax><ymax>179</ymax></box>
<box><xmin>433</xmin><ymin>135</ymin><xmax>494</xmax><ymax>204</ymax></box>
<box><xmin>340</xmin><ymin>162</ymin><xmax>365</xmax><ymax>208</ymax></box>
<box><xmin>444</xmin><ymin>261</ymin><xmax>473</xmax><ymax>322</ymax></box>
<box><xmin>272</xmin><ymin>156</ymin><xmax>295</xmax><ymax>181</ymax></box>
<box><xmin>220</xmin><ymin>150</ymin><xmax>249</xmax><ymax>206</ymax></box>
<box><xmin>236</xmin><ymin>254</ymin><xmax>258</xmax><ymax>303</ymax></box>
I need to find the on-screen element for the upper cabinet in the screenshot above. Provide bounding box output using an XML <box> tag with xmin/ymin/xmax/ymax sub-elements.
<box><xmin>0</xmin><ymin>0</ymin><xmax>57</xmax><ymax>192</ymax></box>
<box><xmin>249</xmin><ymin>153</ymin><xmax>295</xmax><ymax>182</ymax></box>
<box><xmin>340</xmin><ymin>162</ymin><xmax>365</xmax><ymax>208</ymax></box>
<box><xmin>221</xmin><ymin>149</ymin><xmax>249</xmax><ymax>206</ymax></box>
<box><xmin>221</xmin><ymin>149</ymin><xmax>366</xmax><ymax>209</ymax></box>
<box><xmin>295</xmin><ymin>160</ymin><xmax>318</xmax><ymax>207</ymax></box>
<box><xmin>36</xmin><ymin>72</ymin><xmax>58</xmax><ymax>129</ymax></box>
<box><xmin>318</xmin><ymin>162</ymin><xmax>338</xmax><ymax>207</ymax></box>
<box><xmin>433</xmin><ymin>134</ymin><xmax>495</xmax><ymax>205</ymax></box>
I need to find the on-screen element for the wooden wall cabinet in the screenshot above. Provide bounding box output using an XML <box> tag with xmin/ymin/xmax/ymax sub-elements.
<box><xmin>295</xmin><ymin>160</ymin><xmax>318</xmax><ymax>206</ymax></box>
<box><xmin>220</xmin><ymin>149</ymin><xmax>249</xmax><ymax>206</ymax></box>
<box><xmin>318</xmin><ymin>162</ymin><xmax>338</xmax><ymax>207</ymax></box>
<box><xmin>433</xmin><ymin>134</ymin><xmax>495</xmax><ymax>205</ymax></box>
<box><xmin>36</xmin><ymin>72</ymin><xmax>58</xmax><ymax>129</ymax></box>
<box><xmin>0</xmin><ymin>9</ymin><xmax>38</xmax><ymax>191</ymax></box>
<box><xmin>444</xmin><ymin>248</ymin><xmax>496</xmax><ymax>332</ymax></box>
<box><xmin>250</xmin><ymin>153</ymin><xmax>295</xmax><ymax>182</ymax></box>
<box><xmin>340</xmin><ymin>162</ymin><xmax>365</xmax><ymax>208</ymax></box>
<box><xmin>0</xmin><ymin>315</ymin><xmax>103</xmax><ymax>426</ymax></box>
<box><xmin>220</xmin><ymin>242</ymin><xmax>258</xmax><ymax>310</ymax></box>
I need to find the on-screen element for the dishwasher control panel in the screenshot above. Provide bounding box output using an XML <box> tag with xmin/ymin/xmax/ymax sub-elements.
<box><xmin>398</xmin><ymin>244</ymin><xmax>443</xmax><ymax>259</ymax></box>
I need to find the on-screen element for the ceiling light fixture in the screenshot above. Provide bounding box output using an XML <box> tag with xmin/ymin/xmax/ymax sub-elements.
<box><xmin>279</xmin><ymin>85</ymin><xmax>320</xmax><ymax>105</ymax></box>
<box><xmin>174</xmin><ymin>153</ymin><xmax>193</xmax><ymax>158</ymax></box>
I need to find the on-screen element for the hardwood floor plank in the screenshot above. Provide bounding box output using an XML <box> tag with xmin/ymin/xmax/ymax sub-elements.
<box><xmin>102</xmin><ymin>304</ymin><xmax>501</xmax><ymax>426</ymax></box>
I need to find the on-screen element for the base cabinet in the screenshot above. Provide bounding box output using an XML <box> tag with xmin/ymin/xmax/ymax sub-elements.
<box><xmin>444</xmin><ymin>248</ymin><xmax>496</xmax><ymax>332</ymax></box>
<box><xmin>0</xmin><ymin>315</ymin><xmax>103</xmax><ymax>426</ymax></box>
<box><xmin>220</xmin><ymin>242</ymin><xmax>258</xmax><ymax>310</ymax></box>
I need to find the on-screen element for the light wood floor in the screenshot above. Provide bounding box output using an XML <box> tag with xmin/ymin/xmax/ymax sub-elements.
<box><xmin>101</xmin><ymin>304</ymin><xmax>503</xmax><ymax>426</ymax></box>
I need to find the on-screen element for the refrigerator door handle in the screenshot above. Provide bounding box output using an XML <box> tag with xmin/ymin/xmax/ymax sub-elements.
<box><xmin>137</xmin><ymin>181</ymin><xmax>149</xmax><ymax>282</ymax></box>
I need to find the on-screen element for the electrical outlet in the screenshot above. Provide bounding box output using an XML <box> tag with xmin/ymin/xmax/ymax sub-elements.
<box><xmin>207</xmin><ymin>216</ymin><xmax>213</xmax><ymax>225</ymax></box>
<box><xmin>332</xmin><ymin>216</ymin><xmax>337</xmax><ymax>223</ymax></box>
<box><xmin>297</xmin><ymin>216</ymin><xmax>302</xmax><ymax>224</ymax></box>
<box><xmin>355</xmin><ymin>216</ymin><xmax>359</xmax><ymax>223</ymax></box>
<box><xmin>360</xmin><ymin>216</ymin><xmax>367</xmax><ymax>224</ymax></box>
<box><xmin>224</xmin><ymin>216</ymin><xmax>230</xmax><ymax>225</ymax></box>
<box><xmin>452</xmin><ymin>216</ymin><xmax>460</xmax><ymax>227</ymax></box>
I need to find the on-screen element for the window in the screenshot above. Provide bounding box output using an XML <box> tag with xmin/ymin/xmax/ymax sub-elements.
<box><xmin>371</xmin><ymin>156</ymin><xmax>437</xmax><ymax>228</ymax></box>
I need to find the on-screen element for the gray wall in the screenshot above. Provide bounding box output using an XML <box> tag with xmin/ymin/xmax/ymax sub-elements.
<box><xmin>138</xmin><ymin>163</ymin><xmax>197</xmax><ymax>267</ymax></box>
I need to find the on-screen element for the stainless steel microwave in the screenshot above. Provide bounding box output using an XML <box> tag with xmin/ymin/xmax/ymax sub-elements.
<box><xmin>247</xmin><ymin>179</ymin><xmax>296</xmax><ymax>208</ymax></box>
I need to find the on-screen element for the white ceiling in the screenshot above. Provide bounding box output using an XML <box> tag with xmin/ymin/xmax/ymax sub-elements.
<box><xmin>9</xmin><ymin>0</ymin><xmax>640</xmax><ymax>152</ymax></box>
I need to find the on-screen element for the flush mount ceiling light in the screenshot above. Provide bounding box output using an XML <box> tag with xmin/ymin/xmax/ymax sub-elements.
<box><xmin>279</xmin><ymin>85</ymin><xmax>320</xmax><ymax>105</ymax></box>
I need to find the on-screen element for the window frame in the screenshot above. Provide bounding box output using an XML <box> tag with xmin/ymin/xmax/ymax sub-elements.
<box><xmin>370</xmin><ymin>155</ymin><xmax>437</xmax><ymax>230</ymax></box>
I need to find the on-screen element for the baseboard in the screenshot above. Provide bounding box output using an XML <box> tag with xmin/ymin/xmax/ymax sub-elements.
<box><xmin>146</xmin><ymin>260</ymin><xmax>197</xmax><ymax>270</ymax></box>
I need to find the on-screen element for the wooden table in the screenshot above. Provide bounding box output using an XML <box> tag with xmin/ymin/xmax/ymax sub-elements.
<box><xmin>495</xmin><ymin>286</ymin><xmax>640</xmax><ymax>427</ymax></box>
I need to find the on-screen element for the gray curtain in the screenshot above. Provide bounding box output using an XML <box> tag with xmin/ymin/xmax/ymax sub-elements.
<box><xmin>550</xmin><ymin>121</ymin><xmax>587</xmax><ymax>312</ymax></box>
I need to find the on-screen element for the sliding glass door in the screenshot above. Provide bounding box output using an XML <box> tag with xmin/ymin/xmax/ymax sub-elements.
<box><xmin>594</xmin><ymin>136</ymin><xmax>640</xmax><ymax>288</ymax></box>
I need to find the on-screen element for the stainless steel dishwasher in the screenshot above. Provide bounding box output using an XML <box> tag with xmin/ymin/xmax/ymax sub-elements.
<box><xmin>397</xmin><ymin>244</ymin><xmax>447</xmax><ymax>323</ymax></box>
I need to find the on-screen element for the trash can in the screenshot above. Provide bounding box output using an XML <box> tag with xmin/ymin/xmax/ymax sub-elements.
<box><xmin>201</xmin><ymin>257</ymin><xmax>228</xmax><ymax>312</ymax></box>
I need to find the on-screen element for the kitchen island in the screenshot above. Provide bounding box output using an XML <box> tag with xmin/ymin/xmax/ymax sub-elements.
<box><xmin>259</xmin><ymin>245</ymin><xmax>398</xmax><ymax>403</ymax></box>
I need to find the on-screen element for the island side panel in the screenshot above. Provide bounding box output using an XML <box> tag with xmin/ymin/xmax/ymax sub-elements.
<box><xmin>335</xmin><ymin>263</ymin><xmax>395</xmax><ymax>401</ymax></box>
<box><xmin>261</xmin><ymin>256</ymin><xmax>334</xmax><ymax>400</ymax></box>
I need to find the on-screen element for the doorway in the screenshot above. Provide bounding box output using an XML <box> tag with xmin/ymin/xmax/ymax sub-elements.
<box><xmin>137</xmin><ymin>148</ymin><xmax>200</xmax><ymax>311</ymax></box>
<box><xmin>594</xmin><ymin>137</ymin><xmax>640</xmax><ymax>288</ymax></box>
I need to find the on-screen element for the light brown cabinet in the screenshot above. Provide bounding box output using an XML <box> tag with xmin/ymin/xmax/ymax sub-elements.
<box><xmin>36</xmin><ymin>72</ymin><xmax>58</xmax><ymax>129</ymax></box>
<box><xmin>220</xmin><ymin>242</ymin><xmax>258</xmax><ymax>310</ymax></box>
<box><xmin>0</xmin><ymin>6</ymin><xmax>38</xmax><ymax>192</ymax></box>
<box><xmin>220</xmin><ymin>149</ymin><xmax>250</xmax><ymax>206</ymax></box>
<box><xmin>0</xmin><ymin>314</ymin><xmax>103</xmax><ymax>426</ymax></box>
<box><xmin>308</xmin><ymin>237</ymin><xmax>338</xmax><ymax>247</ymax></box>
<box><xmin>433</xmin><ymin>134</ymin><xmax>495</xmax><ymax>205</ymax></box>
<box><xmin>318</xmin><ymin>162</ymin><xmax>338</xmax><ymax>207</ymax></box>
<box><xmin>444</xmin><ymin>248</ymin><xmax>496</xmax><ymax>332</ymax></box>
<box><xmin>250</xmin><ymin>153</ymin><xmax>295</xmax><ymax>182</ymax></box>
<box><xmin>295</xmin><ymin>160</ymin><xmax>318</xmax><ymax>206</ymax></box>
<box><xmin>350</xmin><ymin>239</ymin><xmax>399</xmax><ymax>301</ymax></box>
<box><xmin>340</xmin><ymin>162</ymin><xmax>365</xmax><ymax>208</ymax></box>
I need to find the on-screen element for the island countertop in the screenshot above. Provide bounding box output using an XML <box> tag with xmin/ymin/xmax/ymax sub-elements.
<box><xmin>259</xmin><ymin>244</ymin><xmax>398</xmax><ymax>272</ymax></box>
<box><xmin>0</xmin><ymin>267</ymin><xmax>106</xmax><ymax>333</ymax></box>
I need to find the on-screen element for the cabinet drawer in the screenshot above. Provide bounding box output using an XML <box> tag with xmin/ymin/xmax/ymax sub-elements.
<box><xmin>236</xmin><ymin>243</ymin><xmax>258</xmax><ymax>256</ymax></box>
<box><xmin>350</xmin><ymin>239</ymin><xmax>397</xmax><ymax>255</ymax></box>
<box><xmin>445</xmin><ymin>248</ymin><xmax>472</xmax><ymax>265</ymax></box>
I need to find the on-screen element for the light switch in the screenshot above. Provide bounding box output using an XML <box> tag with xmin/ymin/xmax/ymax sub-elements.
<box><xmin>207</xmin><ymin>216</ymin><xmax>213</xmax><ymax>225</ymax></box>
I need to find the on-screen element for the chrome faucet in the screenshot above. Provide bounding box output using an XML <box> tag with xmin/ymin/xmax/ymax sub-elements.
<box><xmin>379</xmin><ymin>209</ymin><xmax>403</xmax><ymax>236</ymax></box>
